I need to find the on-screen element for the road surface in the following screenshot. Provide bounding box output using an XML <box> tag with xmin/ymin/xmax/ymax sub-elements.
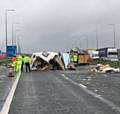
<box><xmin>8</xmin><ymin>70</ymin><xmax>120</xmax><ymax>114</ymax></box>
<box><xmin>0</xmin><ymin>66</ymin><xmax>15</xmax><ymax>110</ymax></box>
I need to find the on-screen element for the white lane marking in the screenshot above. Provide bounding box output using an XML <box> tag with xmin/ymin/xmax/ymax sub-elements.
<box><xmin>61</xmin><ymin>74</ymin><xmax>87</xmax><ymax>89</ymax></box>
<box><xmin>61</xmin><ymin>74</ymin><xmax>65</xmax><ymax>76</ymax></box>
<box><xmin>79</xmin><ymin>84</ymin><xmax>87</xmax><ymax>89</ymax></box>
<box><xmin>61</xmin><ymin>73</ymin><xmax>120</xmax><ymax>113</ymax></box>
<box><xmin>0</xmin><ymin>72</ymin><xmax>21</xmax><ymax>114</ymax></box>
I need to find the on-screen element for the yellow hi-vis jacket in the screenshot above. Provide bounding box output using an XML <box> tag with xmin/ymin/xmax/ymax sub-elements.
<box><xmin>24</xmin><ymin>56</ymin><xmax>31</xmax><ymax>64</ymax></box>
<box><xmin>15</xmin><ymin>55</ymin><xmax>23</xmax><ymax>72</ymax></box>
<box><xmin>73</xmin><ymin>55</ymin><xmax>78</xmax><ymax>62</ymax></box>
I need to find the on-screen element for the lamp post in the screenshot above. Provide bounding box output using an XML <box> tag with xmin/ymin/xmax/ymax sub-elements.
<box><xmin>79</xmin><ymin>40</ymin><xmax>82</xmax><ymax>49</ymax></box>
<box><xmin>80</xmin><ymin>34</ymin><xmax>88</xmax><ymax>49</ymax></box>
<box><xmin>17</xmin><ymin>37</ymin><xmax>21</xmax><ymax>54</ymax></box>
<box><xmin>5</xmin><ymin>9</ymin><xmax>15</xmax><ymax>53</ymax></box>
<box><xmin>86</xmin><ymin>37</ymin><xmax>88</xmax><ymax>49</ymax></box>
<box><xmin>12</xmin><ymin>23</ymin><xmax>20</xmax><ymax>45</ymax></box>
<box><xmin>96</xmin><ymin>26</ymin><xmax>98</xmax><ymax>49</ymax></box>
<box><xmin>108</xmin><ymin>24</ymin><xmax>116</xmax><ymax>47</ymax></box>
<box><xmin>15</xmin><ymin>29</ymin><xmax>22</xmax><ymax>54</ymax></box>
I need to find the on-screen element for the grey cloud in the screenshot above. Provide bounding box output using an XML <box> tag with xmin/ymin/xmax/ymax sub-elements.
<box><xmin>0</xmin><ymin>0</ymin><xmax>120</xmax><ymax>53</ymax></box>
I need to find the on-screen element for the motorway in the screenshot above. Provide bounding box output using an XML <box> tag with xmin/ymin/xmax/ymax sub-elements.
<box><xmin>7</xmin><ymin>67</ymin><xmax>120</xmax><ymax>114</ymax></box>
<box><xmin>0</xmin><ymin>65</ymin><xmax>15</xmax><ymax>110</ymax></box>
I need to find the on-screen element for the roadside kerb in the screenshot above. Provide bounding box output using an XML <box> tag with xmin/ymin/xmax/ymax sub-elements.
<box><xmin>0</xmin><ymin>71</ymin><xmax>21</xmax><ymax>114</ymax></box>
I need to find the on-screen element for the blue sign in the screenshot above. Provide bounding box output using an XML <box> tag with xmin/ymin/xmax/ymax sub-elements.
<box><xmin>7</xmin><ymin>45</ymin><xmax>17</xmax><ymax>57</ymax></box>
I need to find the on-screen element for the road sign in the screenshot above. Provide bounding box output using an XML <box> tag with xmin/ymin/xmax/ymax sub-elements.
<box><xmin>7</xmin><ymin>45</ymin><xmax>17</xmax><ymax>57</ymax></box>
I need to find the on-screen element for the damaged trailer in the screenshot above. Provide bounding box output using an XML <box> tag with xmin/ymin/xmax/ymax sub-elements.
<box><xmin>30</xmin><ymin>52</ymin><xmax>65</xmax><ymax>71</ymax></box>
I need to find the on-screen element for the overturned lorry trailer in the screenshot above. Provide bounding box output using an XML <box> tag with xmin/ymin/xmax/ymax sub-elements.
<box><xmin>31</xmin><ymin>52</ymin><xmax>65</xmax><ymax>70</ymax></box>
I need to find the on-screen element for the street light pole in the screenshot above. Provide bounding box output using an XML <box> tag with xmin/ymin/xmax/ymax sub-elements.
<box><xmin>113</xmin><ymin>25</ymin><xmax>116</xmax><ymax>48</ymax></box>
<box><xmin>12</xmin><ymin>24</ymin><xmax>14</xmax><ymax>45</ymax></box>
<box><xmin>12</xmin><ymin>23</ymin><xmax>20</xmax><ymax>45</ymax></box>
<box><xmin>108</xmin><ymin>24</ymin><xmax>116</xmax><ymax>47</ymax></box>
<box><xmin>80</xmin><ymin>34</ymin><xmax>88</xmax><ymax>49</ymax></box>
<box><xmin>5</xmin><ymin>10</ymin><xmax>8</xmax><ymax>53</ymax></box>
<box><xmin>86</xmin><ymin>37</ymin><xmax>88</xmax><ymax>49</ymax></box>
<box><xmin>96</xmin><ymin>26</ymin><xmax>98</xmax><ymax>49</ymax></box>
<box><xmin>79</xmin><ymin>40</ymin><xmax>81</xmax><ymax>49</ymax></box>
<box><xmin>5</xmin><ymin>9</ymin><xmax>15</xmax><ymax>53</ymax></box>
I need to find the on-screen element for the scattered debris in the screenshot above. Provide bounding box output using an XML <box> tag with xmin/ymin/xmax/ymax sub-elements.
<box><xmin>91</xmin><ymin>64</ymin><xmax>120</xmax><ymax>73</ymax></box>
<box><xmin>94</xmin><ymin>89</ymin><xmax>98</xmax><ymax>92</ymax></box>
<box><xmin>7</xmin><ymin>65</ymin><xmax>14</xmax><ymax>77</ymax></box>
<box><xmin>67</xmin><ymin>63</ymin><xmax>76</xmax><ymax>70</ymax></box>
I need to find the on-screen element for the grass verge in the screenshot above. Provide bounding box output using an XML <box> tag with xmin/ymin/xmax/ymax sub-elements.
<box><xmin>91</xmin><ymin>60</ymin><xmax>120</xmax><ymax>68</ymax></box>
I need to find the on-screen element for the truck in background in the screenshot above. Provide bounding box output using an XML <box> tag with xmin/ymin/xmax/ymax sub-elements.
<box><xmin>97</xmin><ymin>47</ymin><xmax>118</xmax><ymax>61</ymax></box>
<box><xmin>117</xmin><ymin>49</ymin><xmax>120</xmax><ymax>60</ymax></box>
<box><xmin>86</xmin><ymin>49</ymin><xmax>99</xmax><ymax>60</ymax></box>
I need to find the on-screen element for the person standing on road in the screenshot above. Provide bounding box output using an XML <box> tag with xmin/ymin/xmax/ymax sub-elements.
<box><xmin>73</xmin><ymin>54</ymin><xmax>78</xmax><ymax>63</ymax></box>
<box><xmin>24</xmin><ymin>55</ymin><xmax>31</xmax><ymax>72</ymax></box>
<box><xmin>21</xmin><ymin>55</ymin><xmax>24</xmax><ymax>72</ymax></box>
<box><xmin>12</xmin><ymin>55</ymin><xmax>17</xmax><ymax>72</ymax></box>
<box><xmin>16</xmin><ymin>55</ymin><xmax>23</xmax><ymax>72</ymax></box>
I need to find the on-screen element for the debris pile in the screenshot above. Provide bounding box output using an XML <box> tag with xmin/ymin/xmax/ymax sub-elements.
<box><xmin>67</xmin><ymin>63</ymin><xmax>76</xmax><ymax>70</ymax></box>
<box><xmin>91</xmin><ymin>64</ymin><xmax>120</xmax><ymax>73</ymax></box>
<box><xmin>31</xmin><ymin>51</ymin><xmax>65</xmax><ymax>71</ymax></box>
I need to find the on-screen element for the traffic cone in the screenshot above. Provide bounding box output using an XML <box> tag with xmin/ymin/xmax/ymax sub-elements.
<box><xmin>8</xmin><ymin>66</ymin><xmax>14</xmax><ymax>77</ymax></box>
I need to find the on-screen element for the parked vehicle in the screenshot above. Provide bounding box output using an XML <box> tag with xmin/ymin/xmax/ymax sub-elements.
<box><xmin>97</xmin><ymin>47</ymin><xmax>118</xmax><ymax>61</ymax></box>
<box><xmin>117</xmin><ymin>49</ymin><xmax>120</xmax><ymax>60</ymax></box>
<box><xmin>87</xmin><ymin>49</ymin><xmax>99</xmax><ymax>60</ymax></box>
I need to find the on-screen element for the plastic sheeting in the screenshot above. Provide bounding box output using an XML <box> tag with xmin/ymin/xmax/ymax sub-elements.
<box><xmin>62</xmin><ymin>53</ymin><xmax>70</xmax><ymax>69</ymax></box>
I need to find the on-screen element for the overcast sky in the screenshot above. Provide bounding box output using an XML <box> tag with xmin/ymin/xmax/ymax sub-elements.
<box><xmin>0</xmin><ymin>0</ymin><xmax>120</xmax><ymax>53</ymax></box>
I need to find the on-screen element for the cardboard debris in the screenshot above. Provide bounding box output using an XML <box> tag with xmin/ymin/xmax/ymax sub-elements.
<box><xmin>31</xmin><ymin>52</ymin><xmax>65</xmax><ymax>71</ymax></box>
<box><xmin>68</xmin><ymin>63</ymin><xmax>76</xmax><ymax>70</ymax></box>
<box><xmin>91</xmin><ymin>64</ymin><xmax>120</xmax><ymax>73</ymax></box>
